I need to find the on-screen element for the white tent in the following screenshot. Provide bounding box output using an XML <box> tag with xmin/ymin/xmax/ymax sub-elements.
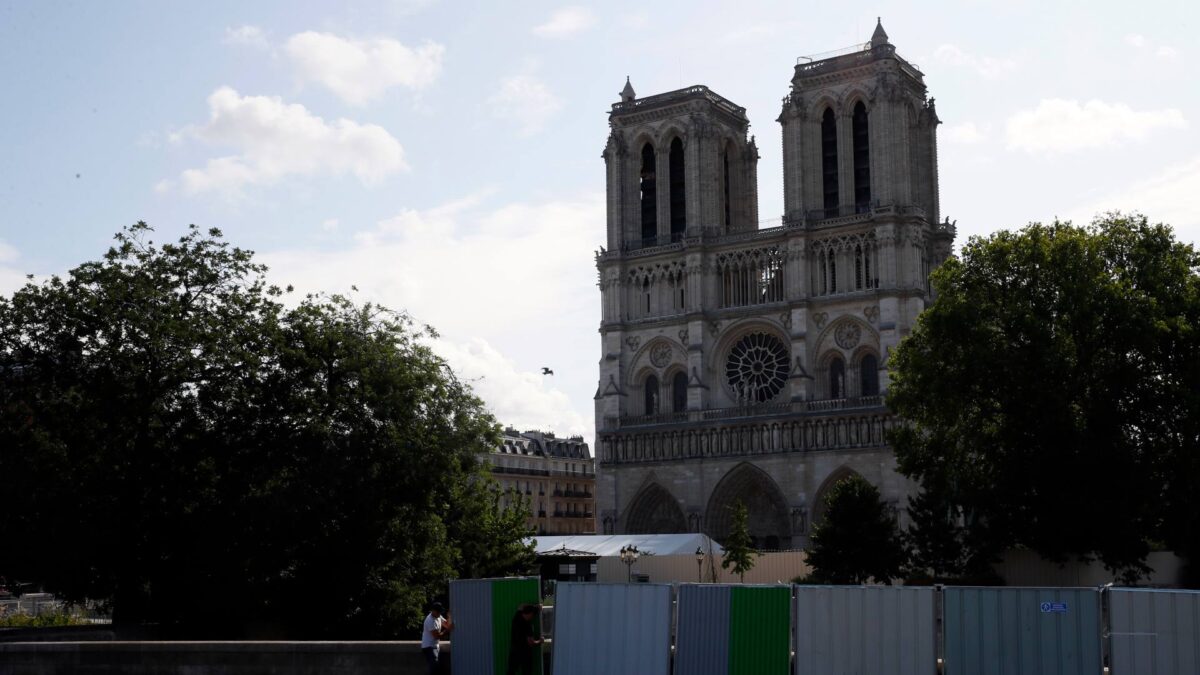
<box><xmin>529</xmin><ymin>533</ymin><xmax>723</xmax><ymax>557</ymax></box>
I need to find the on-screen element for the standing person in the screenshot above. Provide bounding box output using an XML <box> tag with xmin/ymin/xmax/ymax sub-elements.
<box><xmin>505</xmin><ymin>604</ymin><xmax>542</xmax><ymax>675</ymax></box>
<box><xmin>422</xmin><ymin>602</ymin><xmax>452</xmax><ymax>675</ymax></box>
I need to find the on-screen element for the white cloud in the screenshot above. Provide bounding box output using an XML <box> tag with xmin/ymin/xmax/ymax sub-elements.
<box><xmin>945</xmin><ymin>122</ymin><xmax>988</xmax><ymax>144</ymax></box>
<box><xmin>259</xmin><ymin>192</ymin><xmax>603</xmax><ymax>443</ymax></box>
<box><xmin>284</xmin><ymin>31</ymin><xmax>444</xmax><ymax>105</ymax></box>
<box><xmin>321</xmin><ymin>218</ymin><xmax>340</xmax><ymax>231</ymax></box>
<box><xmin>436</xmin><ymin>338</ymin><xmax>590</xmax><ymax>442</ymax></box>
<box><xmin>1005</xmin><ymin>99</ymin><xmax>1187</xmax><ymax>155</ymax></box>
<box><xmin>532</xmin><ymin>7</ymin><xmax>596</xmax><ymax>39</ymax></box>
<box><xmin>1073</xmin><ymin>156</ymin><xmax>1200</xmax><ymax>243</ymax></box>
<box><xmin>1124</xmin><ymin>33</ymin><xmax>1180</xmax><ymax>59</ymax></box>
<box><xmin>223</xmin><ymin>25</ymin><xmax>269</xmax><ymax>50</ymax></box>
<box><xmin>487</xmin><ymin>75</ymin><xmax>563</xmax><ymax>136</ymax></box>
<box><xmin>161</xmin><ymin>87</ymin><xmax>407</xmax><ymax>197</ymax></box>
<box><xmin>0</xmin><ymin>240</ymin><xmax>30</xmax><ymax>297</ymax></box>
<box><xmin>0</xmin><ymin>240</ymin><xmax>17</xmax><ymax>264</ymax></box>
<box><xmin>931</xmin><ymin>44</ymin><xmax>1016</xmax><ymax>79</ymax></box>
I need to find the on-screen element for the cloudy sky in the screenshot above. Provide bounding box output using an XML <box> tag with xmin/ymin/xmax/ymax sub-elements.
<box><xmin>2</xmin><ymin>0</ymin><xmax>1197</xmax><ymax>446</ymax></box>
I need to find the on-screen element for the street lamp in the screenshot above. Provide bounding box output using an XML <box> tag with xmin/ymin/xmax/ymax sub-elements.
<box><xmin>694</xmin><ymin>547</ymin><xmax>704</xmax><ymax>583</ymax></box>
<box><xmin>619</xmin><ymin>545</ymin><xmax>640</xmax><ymax>582</ymax></box>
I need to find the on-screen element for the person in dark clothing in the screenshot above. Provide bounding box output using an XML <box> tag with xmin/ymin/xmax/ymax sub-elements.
<box><xmin>506</xmin><ymin>604</ymin><xmax>542</xmax><ymax>675</ymax></box>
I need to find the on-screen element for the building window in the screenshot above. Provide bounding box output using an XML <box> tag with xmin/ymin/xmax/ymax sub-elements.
<box><xmin>852</xmin><ymin>101</ymin><xmax>870</xmax><ymax>209</ymax></box>
<box><xmin>672</xmin><ymin>371</ymin><xmax>688</xmax><ymax>413</ymax></box>
<box><xmin>644</xmin><ymin>374</ymin><xmax>660</xmax><ymax>415</ymax></box>
<box><xmin>855</xmin><ymin>244</ymin><xmax>864</xmax><ymax>290</ymax></box>
<box><xmin>860</xmin><ymin>354</ymin><xmax>879</xmax><ymax>396</ymax></box>
<box><xmin>829</xmin><ymin>356</ymin><xmax>845</xmax><ymax>399</ymax></box>
<box><xmin>669</xmin><ymin>137</ymin><xmax>686</xmax><ymax>237</ymax></box>
<box><xmin>640</xmin><ymin>143</ymin><xmax>657</xmax><ymax>242</ymax></box>
<box><xmin>722</xmin><ymin>149</ymin><xmax>732</xmax><ymax>230</ymax></box>
<box><xmin>827</xmin><ymin>249</ymin><xmax>838</xmax><ymax>294</ymax></box>
<box><xmin>725</xmin><ymin>332</ymin><xmax>790</xmax><ymax>404</ymax></box>
<box><xmin>821</xmin><ymin>107</ymin><xmax>838</xmax><ymax>213</ymax></box>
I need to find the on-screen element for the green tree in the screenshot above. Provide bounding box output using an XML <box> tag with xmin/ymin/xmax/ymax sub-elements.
<box><xmin>806</xmin><ymin>475</ymin><xmax>906</xmax><ymax>584</ymax></box>
<box><xmin>888</xmin><ymin>214</ymin><xmax>1200</xmax><ymax>584</ymax></box>
<box><xmin>0</xmin><ymin>223</ymin><xmax>533</xmax><ymax>637</ymax></box>
<box><xmin>721</xmin><ymin>500</ymin><xmax>758</xmax><ymax>582</ymax></box>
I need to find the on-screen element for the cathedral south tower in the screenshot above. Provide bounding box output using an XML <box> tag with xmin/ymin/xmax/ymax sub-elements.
<box><xmin>595</xmin><ymin>21</ymin><xmax>955</xmax><ymax>549</ymax></box>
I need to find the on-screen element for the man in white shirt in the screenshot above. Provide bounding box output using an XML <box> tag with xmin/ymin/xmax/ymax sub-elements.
<box><xmin>421</xmin><ymin>601</ymin><xmax>452</xmax><ymax>674</ymax></box>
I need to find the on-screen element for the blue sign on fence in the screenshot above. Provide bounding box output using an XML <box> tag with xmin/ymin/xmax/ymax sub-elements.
<box><xmin>1039</xmin><ymin>601</ymin><xmax>1068</xmax><ymax>613</ymax></box>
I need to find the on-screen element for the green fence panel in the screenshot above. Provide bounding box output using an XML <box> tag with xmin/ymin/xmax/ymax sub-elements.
<box><xmin>729</xmin><ymin>585</ymin><xmax>791</xmax><ymax>675</ymax></box>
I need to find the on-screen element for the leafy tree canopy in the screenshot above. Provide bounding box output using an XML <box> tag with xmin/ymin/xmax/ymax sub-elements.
<box><xmin>0</xmin><ymin>223</ymin><xmax>534</xmax><ymax>637</ymax></box>
<box><xmin>888</xmin><ymin>214</ymin><xmax>1200</xmax><ymax>583</ymax></box>
<box><xmin>720</xmin><ymin>501</ymin><xmax>758</xmax><ymax>583</ymax></box>
<box><xmin>806</xmin><ymin>475</ymin><xmax>906</xmax><ymax>584</ymax></box>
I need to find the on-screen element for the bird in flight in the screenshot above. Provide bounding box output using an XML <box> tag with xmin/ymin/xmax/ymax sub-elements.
<box><xmin>541</xmin><ymin>367</ymin><xmax>554</xmax><ymax>376</ymax></box>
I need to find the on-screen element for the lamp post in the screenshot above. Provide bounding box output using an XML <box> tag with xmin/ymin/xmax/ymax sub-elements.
<box><xmin>695</xmin><ymin>546</ymin><xmax>705</xmax><ymax>583</ymax></box>
<box><xmin>619</xmin><ymin>545</ymin><xmax>640</xmax><ymax>582</ymax></box>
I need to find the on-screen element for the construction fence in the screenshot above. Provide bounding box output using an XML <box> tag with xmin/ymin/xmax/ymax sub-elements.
<box><xmin>449</xmin><ymin>579</ymin><xmax>1200</xmax><ymax>675</ymax></box>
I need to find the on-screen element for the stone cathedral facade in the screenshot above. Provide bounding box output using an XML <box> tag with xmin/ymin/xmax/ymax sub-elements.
<box><xmin>594</xmin><ymin>22</ymin><xmax>956</xmax><ymax>549</ymax></box>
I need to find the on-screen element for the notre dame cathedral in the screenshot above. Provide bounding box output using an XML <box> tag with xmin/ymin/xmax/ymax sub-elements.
<box><xmin>594</xmin><ymin>21</ymin><xmax>955</xmax><ymax>549</ymax></box>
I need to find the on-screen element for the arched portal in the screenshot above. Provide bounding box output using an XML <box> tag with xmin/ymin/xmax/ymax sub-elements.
<box><xmin>811</xmin><ymin>466</ymin><xmax>865</xmax><ymax>529</ymax></box>
<box><xmin>624</xmin><ymin>482</ymin><xmax>687</xmax><ymax>534</ymax></box>
<box><xmin>704</xmin><ymin>463</ymin><xmax>792</xmax><ymax>549</ymax></box>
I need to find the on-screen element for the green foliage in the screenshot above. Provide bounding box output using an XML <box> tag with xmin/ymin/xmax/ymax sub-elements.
<box><xmin>0</xmin><ymin>222</ymin><xmax>533</xmax><ymax>637</ymax></box>
<box><xmin>0</xmin><ymin>609</ymin><xmax>88</xmax><ymax>628</ymax></box>
<box><xmin>903</xmin><ymin>479</ymin><xmax>973</xmax><ymax>580</ymax></box>
<box><xmin>888</xmin><ymin>213</ymin><xmax>1200</xmax><ymax>584</ymax></box>
<box><xmin>806</xmin><ymin>475</ymin><xmax>906</xmax><ymax>584</ymax></box>
<box><xmin>720</xmin><ymin>501</ymin><xmax>758</xmax><ymax>583</ymax></box>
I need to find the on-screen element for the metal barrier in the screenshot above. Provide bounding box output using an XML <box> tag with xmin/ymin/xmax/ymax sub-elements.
<box><xmin>675</xmin><ymin>583</ymin><xmax>790</xmax><ymax>675</ymax></box>
<box><xmin>942</xmin><ymin>587</ymin><xmax>1102</xmax><ymax>675</ymax></box>
<box><xmin>552</xmin><ymin>582</ymin><xmax>672</xmax><ymax>675</ymax></box>
<box><xmin>1108</xmin><ymin>587</ymin><xmax>1200</xmax><ymax>675</ymax></box>
<box><xmin>448</xmin><ymin>576</ymin><xmax>542</xmax><ymax>675</ymax></box>
<box><xmin>794</xmin><ymin>585</ymin><xmax>936</xmax><ymax>675</ymax></box>
<box><xmin>441</xmin><ymin>580</ymin><xmax>1198</xmax><ymax>674</ymax></box>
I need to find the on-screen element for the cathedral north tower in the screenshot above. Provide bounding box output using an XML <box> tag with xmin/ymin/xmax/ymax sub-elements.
<box><xmin>595</xmin><ymin>21</ymin><xmax>955</xmax><ymax>550</ymax></box>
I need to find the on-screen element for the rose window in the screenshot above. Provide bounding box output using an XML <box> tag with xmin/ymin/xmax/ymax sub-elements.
<box><xmin>724</xmin><ymin>332</ymin><xmax>790</xmax><ymax>403</ymax></box>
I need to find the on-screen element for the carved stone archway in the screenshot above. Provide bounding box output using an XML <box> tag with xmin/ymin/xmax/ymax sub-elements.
<box><xmin>704</xmin><ymin>462</ymin><xmax>792</xmax><ymax>549</ymax></box>
<box><xmin>624</xmin><ymin>483</ymin><xmax>687</xmax><ymax>534</ymax></box>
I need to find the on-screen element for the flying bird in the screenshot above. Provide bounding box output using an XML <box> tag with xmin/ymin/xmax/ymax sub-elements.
<box><xmin>541</xmin><ymin>367</ymin><xmax>554</xmax><ymax>376</ymax></box>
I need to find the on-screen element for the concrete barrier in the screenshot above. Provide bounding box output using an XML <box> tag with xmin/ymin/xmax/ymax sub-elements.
<box><xmin>0</xmin><ymin>640</ymin><xmax>451</xmax><ymax>675</ymax></box>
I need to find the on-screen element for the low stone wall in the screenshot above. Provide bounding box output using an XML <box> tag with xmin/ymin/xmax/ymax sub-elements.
<box><xmin>0</xmin><ymin>640</ymin><xmax>450</xmax><ymax>675</ymax></box>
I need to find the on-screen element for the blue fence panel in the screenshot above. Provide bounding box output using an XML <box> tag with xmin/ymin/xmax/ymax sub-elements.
<box><xmin>943</xmin><ymin>587</ymin><xmax>1101</xmax><ymax>675</ymax></box>
<box><xmin>449</xmin><ymin>578</ymin><xmax>496</xmax><ymax>675</ymax></box>
<box><xmin>1109</xmin><ymin>588</ymin><xmax>1200</xmax><ymax>675</ymax></box>
<box><xmin>552</xmin><ymin>582</ymin><xmax>672</xmax><ymax>675</ymax></box>
<box><xmin>675</xmin><ymin>584</ymin><xmax>732</xmax><ymax>675</ymax></box>
<box><xmin>793</xmin><ymin>585</ymin><xmax>936</xmax><ymax>675</ymax></box>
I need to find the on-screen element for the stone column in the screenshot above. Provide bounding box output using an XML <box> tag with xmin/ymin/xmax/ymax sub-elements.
<box><xmin>656</xmin><ymin>145</ymin><xmax>671</xmax><ymax>241</ymax></box>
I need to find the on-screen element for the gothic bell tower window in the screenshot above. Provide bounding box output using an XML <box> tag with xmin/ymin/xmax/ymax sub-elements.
<box><xmin>724</xmin><ymin>332</ymin><xmax>790</xmax><ymax>404</ymax></box>
<box><xmin>852</xmin><ymin>101</ymin><xmax>870</xmax><ymax>210</ymax></box>
<box><xmin>669</xmin><ymin>138</ymin><xmax>686</xmax><ymax>238</ymax></box>
<box><xmin>821</xmin><ymin>108</ymin><xmax>839</xmax><ymax>214</ymax></box>
<box><xmin>640</xmin><ymin>143</ymin><xmax>657</xmax><ymax>243</ymax></box>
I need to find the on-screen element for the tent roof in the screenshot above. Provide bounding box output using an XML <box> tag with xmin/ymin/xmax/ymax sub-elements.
<box><xmin>529</xmin><ymin>533</ymin><xmax>723</xmax><ymax>557</ymax></box>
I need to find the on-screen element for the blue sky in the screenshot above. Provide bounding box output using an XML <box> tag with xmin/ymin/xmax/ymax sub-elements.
<box><xmin>2</xmin><ymin>0</ymin><xmax>1198</xmax><ymax>445</ymax></box>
